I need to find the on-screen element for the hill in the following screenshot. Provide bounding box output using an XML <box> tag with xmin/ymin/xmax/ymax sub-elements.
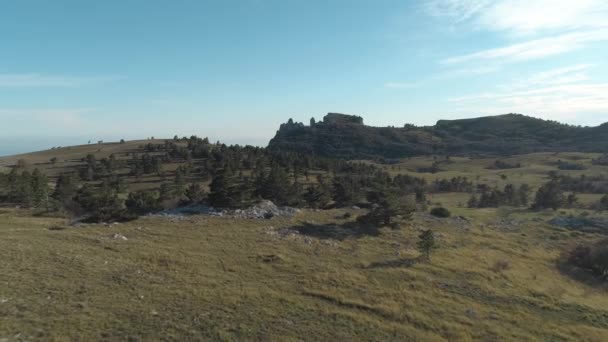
<box><xmin>2</xmin><ymin>130</ymin><xmax>608</xmax><ymax>339</ymax></box>
<box><xmin>269</xmin><ymin>113</ymin><xmax>608</xmax><ymax>158</ymax></box>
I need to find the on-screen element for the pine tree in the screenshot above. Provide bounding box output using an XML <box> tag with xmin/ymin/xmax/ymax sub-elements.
<box><xmin>503</xmin><ymin>184</ymin><xmax>516</xmax><ymax>206</ymax></box>
<box><xmin>208</xmin><ymin>168</ymin><xmax>242</xmax><ymax>208</ymax></box>
<box><xmin>566</xmin><ymin>192</ymin><xmax>579</xmax><ymax>208</ymax></box>
<box><xmin>332</xmin><ymin>176</ymin><xmax>358</xmax><ymax>207</ymax></box>
<box><xmin>417</xmin><ymin>229</ymin><xmax>436</xmax><ymax>261</ymax></box>
<box><xmin>357</xmin><ymin>189</ymin><xmax>414</xmax><ymax>231</ymax></box>
<box><xmin>260</xmin><ymin>164</ymin><xmax>291</xmax><ymax>205</ymax></box>
<box><xmin>125</xmin><ymin>190</ymin><xmax>161</xmax><ymax>215</ymax></box>
<box><xmin>174</xmin><ymin>169</ymin><xmax>186</xmax><ymax>196</ymax></box>
<box><xmin>305</xmin><ymin>178</ymin><xmax>332</xmax><ymax>209</ymax></box>
<box><xmin>53</xmin><ymin>173</ymin><xmax>79</xmax><ymax>210</ymax></box>
<box><xmin>159</xmin><ymin>183</ymin><xmax>174</xmax><ymax>201</ymax></box>
<box><xmin>532</xmin><ymin>181</ymin><xmax>565</xmax><ymax>210</ymax></box>
<box><xmin>600</xmin><ymin>194</ymin><xmax>608</xmax><ymax>211</ymax></box>
<box><xmin>17</xmin><ymin>170</ymin><xmax>33</xmax><ymax>206</ymax></box>
<box><xmin>518</xmin><ymin>184</ymin><xmax>531</xmax><ymax>206</ymax></box>
<box><xmin>185</xmin><ymin>183</ymin><xmax>205</xmax><ymax>204</ymax></box>
<box><xmin>415</xmin><ymin>187</ymin><xmax>426</xmax><ymax>204</ymax></box>
<box><xmin>31</xmin><ymin>169</ymin><xmax>49</xmax><ymax>209</ymax></box>
<box><xmin>467</xmin><ymin>194</ymin><xmax>479</xmax><ymax>208</ymax></box>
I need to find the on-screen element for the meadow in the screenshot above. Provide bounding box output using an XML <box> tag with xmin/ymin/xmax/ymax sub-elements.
<box><xmin>2</xmin><ymin>146</ymin><xmax>608</xmax><ymax>340</ymax></box>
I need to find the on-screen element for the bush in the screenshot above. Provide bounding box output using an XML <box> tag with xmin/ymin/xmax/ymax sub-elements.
<box><xmin>568</xmin><ymin>239</ymin><xmax>608</xmax><ymax>280</ymax></box>
<box><xmin>430</xmin><ymin>207</ymin><xmax>451</xmax><ymax>218</ymax></box>
<box><xmin>125</xmin><ymin>191</ymin><xmax>162</xmax><ymax>216</ymax></box>
<box><xmin>491</xmin><ymin>260</ymin><xmax>511</xmax><ymax>272</ymax></box>
<box><xmin>557</xmin><ymin>160</ymin><xmax>586</xmax><ymax>170</ymax></box>
<box><xmin>532</xmin><ymin>181</ymin><xmax>565</xmax><ymax>210</ymax></box>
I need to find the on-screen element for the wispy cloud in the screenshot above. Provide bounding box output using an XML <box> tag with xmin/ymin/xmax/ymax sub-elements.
<box><xmin>441</xmin><ymin>29</ymin><xmax>608</xmax><ymax>64</ymax></box>
<box><xmin>424</xmin><ymin>0</ymin><xmax>492</xmax><ymax>23</ymax></box>
<box><xmin>448</xmin><ymin>65</ymin><xmax>608</xmax><ymax>121</ymax></box>
<box><xmin>0</xmin><ymin>73</ymin><xmax>122</xmax><ymax>88</ymax></box>
<box><xmin>427</xmin><ymin>0</ymin><xmax>608</xmax><ymax>65</ymax></box>
<box><xmin>475</xmin><ymin>0</ymin><xmax>608</xmax><ymax>36</ymax></box>
<box><xmin>427</xmin><ymin>0</ymin><xmax>608</xmax><ymax>35</ymax></box>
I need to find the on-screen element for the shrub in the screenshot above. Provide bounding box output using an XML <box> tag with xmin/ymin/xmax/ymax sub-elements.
<box><xmin>417</xmin><ymin>229</ymin><xmax>436</xmax><ymax>260</ymax></box>
<box><xmin>491</xmin><ymin>260</ymin><xmax>511</xmax><ymax>272</ymax></box>
<box><xmin>125</xmin><ymin>190</ymin><xmax>162</xmax><ymax>216</ymax></box>
<box><xmin>430</xmin><ymin>207</ymin><xmax>451</xmax><ymax>218</ymax></box>
<box><xmin>568</xmin><ymin>239</ymin><xmax>608</xmax><ymax>280</ymax></box>
<box><xmin>557</xmin><ymin>160</ymin><xmax>586</xmax><ymax>170</ymax></box>
<box><xmin>532</xmin><ymin>181</ymin><xmax>565</xmax><ymax>210</ymax></box>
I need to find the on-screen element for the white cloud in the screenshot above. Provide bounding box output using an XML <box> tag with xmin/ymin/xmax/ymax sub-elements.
<box><xmin>441</xmin><ymin>29</ymin><xmax>608</xmax><ymax>64</ymax></box>
<box><xmin>428</xmin><ymin>0</ymin><xmax>608</xmax><ymax>65</ymax></box>
<box><xmin>448</xmin><ymin>65</ymin><xmax>608</xmax><ymax>122</ymax></box>
<box><xmin>0</xmin><ymin>73</ymin><xmax>122</xmax><ymax>88</ymax></box>
<box><xmin>427</xmin><ymin>0</ymin><xmax>608</xmax><ymax>35</ymax></box>
<box><xmin>424</xmin><ymin>0</ymin><xmax>492</xmax><ymax>23</ymax></box>
<box><xmin>476</xmin><ymin>0</ymin><xmax>608</xmax><ymax>36</ymax></box>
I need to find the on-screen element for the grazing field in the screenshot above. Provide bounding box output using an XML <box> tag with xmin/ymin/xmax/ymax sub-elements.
<box><xmin>2</xmin><ymin>207</ymin><xmax>608</xmax><ymax>341</ymax></box>
<box><xmin>2</xmin><ymin>146</ymin><xmax>608</xmax><ymax>340</ymax></box>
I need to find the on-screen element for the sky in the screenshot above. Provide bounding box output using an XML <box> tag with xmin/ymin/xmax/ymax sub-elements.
<box><xmin>1</xmin><ymin>0</ymin><xmax>607</xmax><ymax>156</ymax></box>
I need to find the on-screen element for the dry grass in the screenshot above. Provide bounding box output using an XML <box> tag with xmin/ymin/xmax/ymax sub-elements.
<box><xmin>2</xmin><ymin>207</ymin><xmax>608</xmax><ymax>340</ymax></box>
<box><xmin>2</xmin><ymin>149</ymin><xmax>608</xmax><ymax>340</ymax></box>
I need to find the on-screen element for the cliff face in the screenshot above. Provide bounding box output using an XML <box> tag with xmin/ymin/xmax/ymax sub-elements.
<box><xmin>268</xmin><ymin>113</ymin><xmax>608</xmax><ymax>158</ymax></box>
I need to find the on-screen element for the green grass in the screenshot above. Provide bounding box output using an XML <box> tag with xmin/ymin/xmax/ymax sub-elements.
<box><xmin>2</xmin><ymin>207</ymin><xmax>608</xmax><ymax>340</ymax></box>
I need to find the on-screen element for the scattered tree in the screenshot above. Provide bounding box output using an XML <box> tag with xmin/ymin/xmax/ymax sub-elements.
<box><xmin>417</xmin><ymin>229</ymin><xmax>436</xmax><ymax>261</ymax></box>
<box><xmin>532</xmin><ymin>181</ymin><xmax>565</xmax><ymax>210</ymax></box>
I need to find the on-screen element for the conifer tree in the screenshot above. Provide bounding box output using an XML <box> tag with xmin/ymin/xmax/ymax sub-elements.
<box><xmin>185</xmin><ymin>182</ymin><xmax>205</xmax><ymax>204</ymax></box>
<box><xmin>174</xmin><ymin>169</ymin><xmax>186</xmax><ymax>196</ymax></box>
<box><xmin>305</xmin><ymin>177</ymin><xmax>332</xmax><ymax>209</ymax></box>
<box><xmin>357</xmin><ymin>189</ymin><xmax>414</xmax><ymax>231</ymax></box>
<box><xmin>532</xmin><ymin>181</ymin><xmax>565</xmax><ymax>210</ymax></box>
<box><xmin>600</xmin><ymin>194</ymin><xmax>608</xmax><ymax>211</ymax></box>
<box><xmin>31</xmin><ymin>169</ymin><xmax>49</xmax><ymax>209</ymax></box>
<box><xmin>417</xmin><ymin>229</ymin><xmax>436</xmax><ymax>261</ymax></box>
<box><xmin>260</xmin><ymin>164</ymin><xmax>291</xmax><ymax>205</ymax></box>
<box><xmin>208</xmin><ymin>168</ymin><xmax>242</xmax><ymax>208</ymax></box>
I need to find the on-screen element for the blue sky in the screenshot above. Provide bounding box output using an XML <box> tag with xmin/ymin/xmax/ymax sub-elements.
<box><xmin>1</xmin><ymin>0</ymin><xmax>608</xmax><ymax>155</ymax></box>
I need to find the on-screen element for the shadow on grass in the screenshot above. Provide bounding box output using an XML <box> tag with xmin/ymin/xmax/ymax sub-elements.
<box><xmin>365</xmin><ymin>257</ymin><xmax>419</xmax><ymax>269</ymax></box>
<box><xmin>292</xmin><ymin>222</ymin><xmax>381</xmax><ymax>241</ymax></box>
<box><xmin>556</xmin><ymin>260</ymin><xmax>608</xmax><ymax>289</ymax></box>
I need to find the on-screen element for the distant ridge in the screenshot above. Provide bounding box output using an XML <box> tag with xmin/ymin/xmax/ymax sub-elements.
<box><xmin>268</xmin><ymin>113</ymin><xmax>608</xmax><ymax>158</ymax></box>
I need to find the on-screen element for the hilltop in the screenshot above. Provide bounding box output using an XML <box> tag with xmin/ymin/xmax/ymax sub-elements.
<box><xmin>269</xmin><ymin>113</ymin><xmax>608</xmax><ymax>158</ymax></box>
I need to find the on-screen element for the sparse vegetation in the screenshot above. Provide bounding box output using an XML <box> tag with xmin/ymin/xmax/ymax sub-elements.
<box><xmin>430</xmin><ymin>206</ymin><xmax>451</xmax><ymax>218</ymax></box>
<box><xmin>2</xmin><ymin>116</ymin><xmax>608</xmax><ymax>340</ymax></box>
<box><xmin>532</xmin><ymin>181</ymin><xmax>565</xmax><ymax>210</ymax></box>
<box><xmin>417</xmin><ymin>229</ymin><xmax>436</xmax><ymax>260</ymax></box>
<box><xmin>567</xmin><ymin>239</ymin><xmax>608</xmax><ymax>280</ymax></box>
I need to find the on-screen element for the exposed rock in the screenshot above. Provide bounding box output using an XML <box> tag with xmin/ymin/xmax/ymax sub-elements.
<box><xmin>152</xmin><ymin>200</ymin><xmax>300</xmax><ymax>220</ymax></box>
<box><xmin>112</xmin><ymin>233</ymin><xmax>128</xmax><ymax>241</ymax></box>
<box><xmin>549</xmin><ymin>216</ymin><xmax>608</xmax><ymax>233</ymax></box>
<box><xmin>225</xmin><ymin>200</ymin><xmax>300</xmax><ymax>219</ymax></box>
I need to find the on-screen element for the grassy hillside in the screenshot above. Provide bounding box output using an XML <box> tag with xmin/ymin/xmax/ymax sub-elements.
<box><xmin>0</xmin><ymin>139</ymin><xmax>189</xmax><ymax>194</ymax></box>
<box><xmin>2</xmin><ymin>148</ymin><xmax>608</xmax><ymax>339</ymax></box>
<box><xmin>2</xmin><ymin>207</ymin><xmax>608</xmax><ymax>340</ymax></box>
